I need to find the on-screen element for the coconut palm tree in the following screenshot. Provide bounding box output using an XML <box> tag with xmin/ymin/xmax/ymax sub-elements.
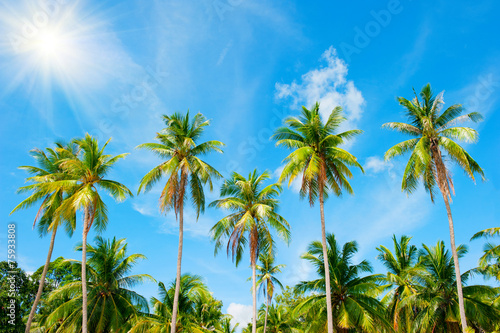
<box><xmin>255</xmin><ymin>253</ymin><xmax>285</xmax><ymax>333</ymax></box>
<box><xmin>377</xmin><ymin>235</ymin><xmax>421</xmax><ymax>332</ymax></box>
<box><xmin>471</xmin><ymin>228</ymin><xmax>500</xmax><ymax>282</ymax></box>
<box><xmin>383</xmin><ymin>84</ymin><xmax>485</xmax><ymax>331</ymax></box>
<box><xmin>295</xmin><ymin>233</ymin><xmax>391</xmax><ymax>332</ymax></box>
<box><xmin>44</xmin><ymin>135</ymin><xmax>132</xmax><ymax>333</ymax></box>
<box><xmin>400</xmin><ymin>241</ymin><xmax>499</xmax><ymax>332</ymax></box>
<box><xmin>192</xmin><ymin>291</ymin><xmax>225</xmax><ymax>331</ymax></box>
<box><xmin>137</xmin><ymin>111</ymin><xmax>223</xmax><ymax>333</ymax></box>
<box><xmin>43</xmin><ymin>236</ymin><xmax>153</xmax><ymax>332</ymax></box>
<box><xmin>10</xmin><ymin>142</ymin><xmax>78</xmax><ymax>333</ymax></box>
<box><xmin>130</xmin><ymin>273</ymin><xmax>212</xmax><ymax>332</ymax></box>
<box><xmin>256</xmin><ymin>304</ymin><xmax>300</xmax><ymax>333</ymax></box>
<box><xmin>218</xmin><ymin>316</ymin><xmax>239</xmax><ymax>333</ymax></box>
<box><xmin>272</xmin><ymin>102</ymin><xmax>363</xmax><ymax>333</ymax></box>
<box><xmin>210</xmin><ymin>170</ymin><xmax>291</xmax><ymax>333</ymax></box>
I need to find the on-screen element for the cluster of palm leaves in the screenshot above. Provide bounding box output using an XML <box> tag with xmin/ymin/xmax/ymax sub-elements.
<box><xmin>241</xmin><ymin>234</ymin><xmax>500</xmax><ymax>333</ymax></box>
<box><xmin>12</xmin><ymin>84</ymin><xmax>498</xmax><ymax>333</ymax></box>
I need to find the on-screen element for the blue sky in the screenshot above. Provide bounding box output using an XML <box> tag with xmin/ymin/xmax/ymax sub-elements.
<box><xmin>1</xmin><ymin>0</ymin><xmax>499</xmax><ymax>328</ymax></box>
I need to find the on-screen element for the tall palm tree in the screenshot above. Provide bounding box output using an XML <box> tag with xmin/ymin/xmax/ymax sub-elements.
<box><xmin>255</xmin><ymin>253</ymin><xmax>285</xmax><ymax>333</ymax></box>
<box><xmin>383</xmin><ymin>84</ymin><xmax>485</xmax><ymax>331</ymax></box>
<box><xmin>210</xmin><ymin>170</ymin><xmax>291</xmax><ymax>333</ymax></box>
<box><xmin>400</xmin><ymin>241</ymin><xmax>499</xmax><ymax>332</ymax></box>
<box><xmin>46</xmin><ymin>134</ymin><xmax>132</xmax><ymax>333</ymax></box>
<box><xmin>272</xmin><ymin>103</ymin><xmax>363</xmax><ymax>333</ymax></box>
<box><xmin>137</xmin><ymin>111</ymin><xmax>223</xmax><ymax>333</ymax></box>
<box><xmin>377</xmin><ymin>235</ymin><xmax>421</xmax><ymax>332</ymax></box>
<box><xmin>295</xmin><ymin>233</ymin><xmax>391</xmax><ymax>332</ymax></box>
<box><xmin>471</xmin><ymin>228</ymin><xmax>500</xmax><ymax>281</ymax></box>
<box><xmin>10</xmin><ymin>142</ymin><xmax>78</xmax><ymax>333</ymax></box>
<box><xmin>43</xmin><ymin>236</ymin><xmax>153</xmax><ymax>332</ymax></box>
<box><xmin>130</xmin><ymin>273</ymin><xmax>211</xmax><ymax>332</ymax></box>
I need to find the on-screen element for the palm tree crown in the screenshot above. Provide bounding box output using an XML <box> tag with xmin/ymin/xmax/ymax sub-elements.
<box><xmin>44</xmin><ymin>237</ymin><xmax>154</xmax><ymax>332</ymax></box>
<box><xmin>256</xmin><ymin>253</ymin><xmax>285</xmax><ymax>304</ymax></box>
<box><xmin>137</xmin><ymin>111</ymin><xmax>224</xmax><ymax>216</ymax></box>
<box><xmin>49</xmin><ymin>134</ymin><xmax>133</xmax><ymax>230</ymax></box>
<box><xmin>273</xmin><ymin>102</ymin><xmax>363</xmax><ymax>204</ymax></box>
<box><xmin>383</xmin><ymin>84</ymin><xmax>484</xmax><ymax>201</ymax></box>
<box><xmin>11</xmin><ymin>142</ymin><xmax>78</xmax><ymax>235</ymax></box>
<box><xmin>296</xmin><ymin>233</ymin><xmax>390</xmax><ymax>332</ymax></box>
<box><xmin>210</xmin><ymin>170</ymin><xmax>291</xmax><ymax>266</ymax></box>
<box><xmin>401</xmin><ymin>241</ymin><xmax>499</xmax><ymax>332</ymax></box>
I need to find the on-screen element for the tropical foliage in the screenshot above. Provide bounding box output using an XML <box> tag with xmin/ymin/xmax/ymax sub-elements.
<box><xmin>383</xmin><ymin>84</ymin><xmax>485</xmax><ymax>332</ymax></box>
<box><xmin>273</xmin><ymin>102</ymin><xmax>363</xmax><ymax>333</ymax></box>
<box><xmin>137</xmin><ymin>111</ymin><xmax>223</xmax><ymax>332</ymax></box>
<box><xmin>8</xmin><ymin>99</ymin><xmax>495</xmax><ymax>333</ymax></box>
<box><xmin>210</xmin><ymin>169</ymin><xmax>291</xmax><ymax>333</ymax></box>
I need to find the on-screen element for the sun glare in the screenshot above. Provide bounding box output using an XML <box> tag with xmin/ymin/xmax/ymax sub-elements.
<box><xmin>37</xmin><ymin>30</ymin><xmax>64</xmax><ymax>57</ymax></box>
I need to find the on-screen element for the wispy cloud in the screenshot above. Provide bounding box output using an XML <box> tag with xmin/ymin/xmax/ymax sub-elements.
<box><xmin>364</xmin><ymin>156</ymin><xmax>394</xmax><ymax>176</ymax></box>
<box><xmin>275</xmin><ymin>46</ymin><xmax>365</xmax><ymax>135</ymax></box>
<box><xmin>227</xmin><ymin>303</ymin><xmax>252</xmax><ymax>330</ymax></box>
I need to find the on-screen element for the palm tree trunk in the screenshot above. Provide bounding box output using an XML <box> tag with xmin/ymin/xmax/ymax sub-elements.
<box><xmin>82</xmin><ymin>207</ymin><xmax>90</xmax><ymax>333</ymax></box>
<box><xmin>263</xmin><ymin>298</ymin><xmax>269</xmax><ymax>332</ymax></box>
<box><xmin>433</xmin><ymin>150</ymin><xmax>467</xmax><ymax>332</ymax></box>
<box><xmin>442</xmin><ymin>191</ymin><xmax>467</xmax><ymax>331</ymax></box>
<box><xmin>319</xmin><ymin>187</ymin><xmax>334</xmax><ymax>333</ymax></box>
<box><xmin>25</xmin><ymin>228</ymin><xmax>57</xmax><ymax>333</ymax></box>
<box><xmin>252</xmin><ymin>259</ymin><xmax>257</xmax><ymax>333</ymax></box>
<box><xmin>170</xmin><ymin>197</ymin><xmax>184</xmax><ymax>333</ymax></box>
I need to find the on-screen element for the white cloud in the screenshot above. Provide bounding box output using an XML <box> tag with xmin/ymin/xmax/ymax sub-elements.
<box><xmin>275</xmin><ymin>46</ymin><xmax>365</xmax><ymax>135</ymax></box>
<box><xmin>364</xmin><ymin>156</ymin><xmax>393</xmax><ymax>174</ymax></box>
<box><xmin>227</xmin><ymin>303</ymin><xmax>253</xmax><ymax>330</ymax></box>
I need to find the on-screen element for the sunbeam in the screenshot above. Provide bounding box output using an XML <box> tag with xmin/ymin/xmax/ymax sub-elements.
<box><xmin>0</xmin><ymin>0</ymin><xmax>140</xmax><ymax>133</ymax></box>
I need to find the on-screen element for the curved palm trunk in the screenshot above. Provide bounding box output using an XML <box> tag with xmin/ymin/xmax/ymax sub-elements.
<box><xmin>433</xmin><ymin>150</ymin><xmax>467</xmax><ymax>332</ymax></box>
<box><xmin>25</xmin><ymin>228</ymin><xmax>57</xmax><ymax>333</ymax></box>
<box><xmin>170</xmin><ymin>194</ymin><xmax>184</xmax><ymax>332</ymax></box>
<box><xmin>263</xmin><ymin>298</ymin><xmax>269</xmax><ymax>332</ymax></box>
<box><xmin>319</xmin><ymin>187</ymin><xmax>334</xmax><ymax>333</ymax></box>
<box><xmin>82</xmin><ymin>207</ymin><xmax>90</xmax><ymax>333</ymax></box>
<box><xmin>252</xmin><ymin>259</ymin><xmax>257</xmax><ymax>333</ymax></box>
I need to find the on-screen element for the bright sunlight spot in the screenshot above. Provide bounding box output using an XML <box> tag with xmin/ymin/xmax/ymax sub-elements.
<box><xmin>36</xmin><ymin>30</ymin><xmax>64</xmax><ymax>58</ymax></box>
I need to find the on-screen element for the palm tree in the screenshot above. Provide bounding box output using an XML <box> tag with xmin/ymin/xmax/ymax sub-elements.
<box><xmin>46</xmin><ymin>134</ymin><xmax>132</xmax><ymax>333</ymax></box>
<box><xmin>218</xmin><ymin>316</ymin><xmax>239</xmax><ymax>333</ymax></box>
<box><xmin>192</xmin><ymin>291</ymin><xmax>225</xmax><ymax>331</ymax></box>
<box><xmin>256</xmin><ymin>304</ymin><xmax>299</xmax><ymax>333</ymax></box>
<box><xmin>471</xmin><ymin>228</ymin><xmax>500</xmax><ymax>281</ymax></box>
<box><xmin>255</xmin><ymin>253</ymin><xmax>285</xmax><ymax>333</ymax></box>
<box><xmin>44</xmin><ymin>236</ymin><xmax>153</xmax><ymax>332</ymax></box>
<box><xmin>130</xmin><ymin>273</ymin><xmax>212</xmax><ymax>332</ymax></box>
<box><xmin>383</xmin><ymin>84</ymin><xmax>485</xmax><ymax>331</ymax></box>
<box><xmin>10</xmin><ymin>142</ymin><xmax>78</xmax><ymax>333</ymax></box>
<box><xmin>210</xmin><ymin>170</ymin><xmax>291</xmax><ymax>333</ymax></box>
<box><xmin>295</xmin><ymin>233</ymin><xmax>391</xmax><ymax>332</ymax></box>
<box><xmin>377</xmin><ymin>235</ymin><xmax>421</xmax><ymax>332</ymax></box>
<box><xmin>272</xmin><ymin>102</ymin><xmax>363</xmax><ymax>333</ymax></box>
<box><xmin>400</xmin><ymin>241</ymin><xmax>499</xmax><ymax>332</ymax></box>
<box><xmin>137</xmin><ymin>111</ymin><xmax>223</xmax><ymax>333</ymax></box>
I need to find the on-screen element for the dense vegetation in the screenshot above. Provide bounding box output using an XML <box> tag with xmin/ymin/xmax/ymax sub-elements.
<box><xmin>6</xmin><ymin>85</ymin><xmax>499</xmax><ymax>332</ymax></box>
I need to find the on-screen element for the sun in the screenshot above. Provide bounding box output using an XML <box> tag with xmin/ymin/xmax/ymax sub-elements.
<box><xmin>37</xmin><ymin>30</ymin><xmax>64</xmax><ymax>58</ymax></box>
